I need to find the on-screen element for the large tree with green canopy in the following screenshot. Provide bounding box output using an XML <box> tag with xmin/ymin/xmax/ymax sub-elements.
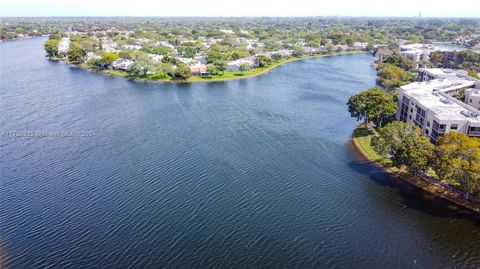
<box><xmin>44</xmin><ymin>39</ymin><xmax>59</xmax><ymax>57</ymax></box>
<box><xmin>347</xmin><ymin>88</ymin><xmax>396</xmax><ymax>128</ymax></box>
<box><xmin>434</xmin><ymin>132</ymin><xmax>480</xmax><ymax>200</ymax></box>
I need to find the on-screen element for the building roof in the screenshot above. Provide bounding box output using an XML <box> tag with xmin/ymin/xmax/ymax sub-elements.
<box><xmin>400</xmin><ymin>43</ymin><xmax>433</xmax><ymax>50</ymax></box>
<box><xmin>228</xmin><ymin>57</ymin><xmax>255</xmax><ymax>66</ymax></box>
<box><xmin>466</xmin><ymin>88</ymin><xmax>480</xmax><ymax>97</ymax></box>
<box><xmin>401</xmin><ymin>79</ymin><xmax>480</xmax><ymax>122</ymax></box>
<box><xmin>420</xmin><ymin>68</ymin><xmax>471</xmax><ymax>80</ymax></box>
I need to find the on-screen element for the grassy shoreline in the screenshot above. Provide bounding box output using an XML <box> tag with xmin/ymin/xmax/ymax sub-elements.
<box><xmin>352</xmin><ymin>125</ymin><xmax>480</xmax><ymax>214</ymax></box>
<box><xmin>57</xmin><ymin>50</ymin><xmax>368</xmax><ymax>83</ymax></box>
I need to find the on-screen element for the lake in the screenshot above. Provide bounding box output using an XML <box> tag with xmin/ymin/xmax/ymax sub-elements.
<box><xmin>1</xmin><ymin>37</ymin><xmax>479</xmax><ymax>268</ymax></box>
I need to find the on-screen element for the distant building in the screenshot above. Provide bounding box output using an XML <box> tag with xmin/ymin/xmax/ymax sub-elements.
<box><xmin>189</xmin><ymin>63</ymin><xmax>209</xmax><ymax>76</ymax></box>
<box><xmin>352</xmin><ymin>42</ymin><xmax>368</xmax><ymax>50</ymax></box>
<box><xmin>396</xmin><ymin>68</ymin><xmax>480</xmax><ymax>142</ymax></box>
<box><xmin>465</xmin><ymin>88</ymin><xmax>480</xmax><ymax>111</ymax></box>
<box><xmin>148</xmin><ymin>54</ymin><xmax>164</xmax><ymax>62</ymax></box>
<box><xmin>123</xmin><ymin>44</ymin><xmax>142</xmax><ymax>51</ymax></box>
<box><xmin>226</xmin><ymin>57</ymin><xmax>256</xmax><ymax>72</ymax></box>
<box><xmin>58</xmin><ymin>37</ymin><xmax>70</xmax><ymax>55</ymax></box>
<box><xmin>86</xmin><ymin>52</ymin><xmax>100</xmax><ymax>61</ymax></box>
<box><xmin>399</xmin><ymin>43</ymin><xmax>433</xmax><ymax>67</ymax></box>
<box><xmin>219</xmin><ymin>29</ymin><xmax>235</xmax><ymax>35</ymax></box>
<box><xmin>101</xmin><ymin>39</ymin><xmax>118</xmax><ymax>53</ymax></box>
<box><xmin>111</xmin><ymin>59</ymin><xmax>134</xmax><ymax>72</ymax></box>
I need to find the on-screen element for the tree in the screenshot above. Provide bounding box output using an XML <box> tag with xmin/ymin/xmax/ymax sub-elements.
<box><xmin>44</xmin><ymin>39</ymin><xmax>59</xmax><ymax>57</ymax></box>
<box><xmin>372</xmin><ymin>121</ymin><xmax>433</xmax><ymax>174</ymax></box>
<box><xmin>174</xmin><ymin>64</ymin><xmax>192</xmax><ymax>80</ymax></box>
<box><xmin>256</xmin><ymin>55</ymin><xmax>272</xmax><ymax>68</ymax></box>
<box><xmin>429</xmin><ymin>51</ymin><xmax>444</xmax><ymax>67</ymax></box>
<box><xmin>67</xmin><ymin>47</ymin><xmax>85</xmax><ymax>64</ymax></box>
<box><xmin>141</xmin><ymin>44</ymin><xmax>172</xmax><ymax>56</ymax></box>
<box><xmin>391</xmin><ymin>135</ymin><xmax>434</xmax><ymax>174</ymax></box>
<box><xmin>127</xmin><ymin>59</ymin><xmax>155</xmax><ymax>76</ymax></box>
<box><xmin>347</xmin><ymin>88</ymin><xmax>396</xmax><ymax>127</ymax></box>
<box><xmin>70</xmin><ymin>35</ymin><xmax>98</xmax><ymax>53</ymax></box>
<box><xmin>382</xmin><ymin>54</ymin><xmax>413</xmax><ymax>70</ymax></box>
<box><xmin>434</xmin><ymin>132</ymin><xmax>480</xmax><ymax>199</ymax></box>
<box><xmin>271</xmin><ymin>53</ymin><xmax>283</xmax><ymax>62</ymax></box>
<box><xmin>100</xmin><ymin>52</ymin><xmax>119</xmax><ymax>65</ymax></box>
<box><xmin>292</xmin><ymin>46</ymin><xmax>305</xmax><ymax>57</ymax></box>
<box><xmin>376</xmin><ymin>63</ymin><xmax>414</xmax><ymax>91</ymax></box>
<box><xmin>231</xmin><ymin>47</ymin><xmax>249</xmax><ymax>60</ymax></box>
<box><xmin>161</xmin><ymin>56</ymin><xmax>178</xmax><ymax>65</ymax></box>
<box><xmin>372</xmin><ymin>121</ymin><xmax>421</xmax><ymax>157</ymax></box>
<box><xmin>207</xmin><ymin>64</ymin><xmax>218</xmax><ymax>75</ymax></box>
<box><xmin>239</xmin><ymin>64</ymin><xmax>248</xmax><ymax>72</ymax></box>
<box><xmin>213</xmin><ymin>60</ymin><xmax>227</xmax><ymax>74</ymax></box>
<box><xmin>155</xmin><ymin>62</ymin><xmax>174</xmax><ymax>77</ymax></box>
<box><xmin>118</xmin><ymin>50</ymin><xmax>133</xmax><ymax>60</ymax></box>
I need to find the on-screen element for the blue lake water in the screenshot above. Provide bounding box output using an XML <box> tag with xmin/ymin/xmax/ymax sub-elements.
<box><xmin>1</xmin><ymin>38</ymin><xmax>479</xmax><ymax>268</ymax></box>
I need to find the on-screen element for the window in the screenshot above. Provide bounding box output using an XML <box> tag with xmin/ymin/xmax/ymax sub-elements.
<box><xmin>450</xmin><ymin>124</ymin><xmax>458</xmax><ymax>130</ymax></box>
<box><xmin>469</xmin><ymin>126</ymin><xmax>480</xmax><ymax>136</ymax></box>
<box><xmin>415</xmin><ymin>106</ymin><xmax>426</xmax><ymax>127</ymax></box>
<box><xmin>427</xmin><ymin>121</ymin><xmax>430</xmax><ymax>127</ymax></box>
<box><xmin>400</xmin><ymin>96</ymin><xmax>410</xmax><ymax>122</ymax></box>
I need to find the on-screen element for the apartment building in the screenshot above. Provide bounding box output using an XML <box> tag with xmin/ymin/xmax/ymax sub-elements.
<box><xmin>397</xmin><ymin>68</ymin><xmax>480</xmax><ymax>142</ymax></box>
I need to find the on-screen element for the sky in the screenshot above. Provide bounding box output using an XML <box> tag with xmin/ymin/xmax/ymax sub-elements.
<box><xmin>0</xmin><ymin>0</ymin><xmax>479</xmax><ymax>17</ymax></box>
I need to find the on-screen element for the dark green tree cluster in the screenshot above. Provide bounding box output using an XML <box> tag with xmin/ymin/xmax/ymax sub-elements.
<box><xmin>372</xmin><ymin>122</ymin><xmax>480</xmax><ymax>199</ymax></box>
<box><xmin>140</xmin><ymin>44</ymin><xmax>173</xmax><ymax>56</ymax></box>
<box><xmin>382</xmin><ymin>55</ymin><xmax>414</xmax><ymax>71</ymax></box>
<box><xmin>44</xmin><ymin>39</ymin><xmax>59</xmax><ymax>57</ymax></box>
<box><xmin>376</xmin><ymin>63</ymin><xmax>414</xmax><ymax>91</ymax></box>
<box><xmin>347</xmin><ymin>88</ymin><xmax>397</xmax><ymax>128</ymax></box>
<box><xmin>372</xmin><ymin>122</ymin><xmax>434</xmax><ymax>174</ymax></box>
<box><xmin>429</xmin><ymin>50</ymin><xmax>480</xmax><ymax>73</ymax></box>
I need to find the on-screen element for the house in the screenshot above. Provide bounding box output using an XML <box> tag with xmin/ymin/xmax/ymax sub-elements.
<box><xmin>226</xmin><ymin>57</ymin><xmax>256</xmax><ymax>72</ymax></box>
<box><xmin>189</xmin><ymin>63</ymin><xmax>209</xmax><ymax>76</ymax></box>
<box><xmin>123</xmin><ymin>44</ymin><xmax>142</xmax><ymax>51</ymax></box>
<box><xmin>111</xmin><ymin>58</ymin><xmax>134</xmax><ymax>72</ymax></box>
<box><xmin>101</xmin><ymin>39</ymin><xmax>119</xmax><ymax>53</ymax></box>
<box><xmin>268</xmin><ymin>49</ymin><xmax>292</xmax><ymax>58</ymax></box>
<box><xmin>194</xmin><ymin>55</ymin><xmax>207</xmax><ymax>64</ymax></box>
<box><xmin>154</xmin><ymin>41</ymin><xmax>175</xmax><ymax>49</ymax></box>
<box><xmin>352</xmin><ymin>42</ymin><xmax>368</xmax><ymax>50</ymax></box>
<box><xmin>86</xmin><ymin>52</ymin><xmax>100</xmax><ymax>61</ymax></box>
<box><xmin>148</xmin><ymin>54</ymin><xmax>164</xmax><ymax>62</ymax></box>
<box><xmin>58</xmin><ymin>37</ymin><xmax>71</xmax><ymax>55</ymax></box>
<box><xmin>399</xmin><ymin>44</ymin><xmax>433</xmax><ymax>67</ymax></box>
<box><xmin>396</xmin><ymin>68</ymin><xmax>480</xmax><ymax>142</ymax></box>
<box><xmin>219</xmin><ymin>29</ymin><xmax>235</xmax><ymax>35</ymax></box>
<box><xmin>177</xmin><ymin>57</ymin><xmax>196</xmax><ymax>65</ymax></box>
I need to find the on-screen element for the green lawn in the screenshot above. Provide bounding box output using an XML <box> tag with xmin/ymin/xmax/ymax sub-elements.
<box><xmin>104</xmin><ymin>69</ymin><xmax>129</xmax><ymax>77</ymax></box>
<box><xmin>353</xmin><ymin>126</ymin><xmax>383</xmax><ymax>161</ymax></box>
<box><xmin>353</xmin><ymin>125</ymin><xmax>395</xmax><ymax>169</ymax></box>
